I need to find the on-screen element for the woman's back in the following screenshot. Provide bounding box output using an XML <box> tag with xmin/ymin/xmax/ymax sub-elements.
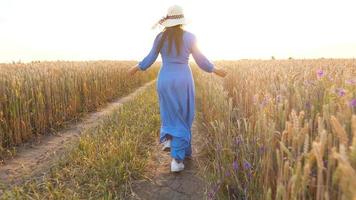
<box><xmin>158</xmin><ymin>30</ymin><xmax>194</xmax><ymax>65</ymax></box>
<box><xmin>138</xmin><ymin>30</ymin><xmax>215</xmax><ymax>73</ymax></box>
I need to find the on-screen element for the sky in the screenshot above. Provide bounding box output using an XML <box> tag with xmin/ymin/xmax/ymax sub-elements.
<box><xmin>0</xmin><ymin>0</ymin><xmax>356</xmax><ymax>63</ymax></box>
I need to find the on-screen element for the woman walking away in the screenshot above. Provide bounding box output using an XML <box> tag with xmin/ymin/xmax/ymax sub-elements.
<box><xmin>128</xmin><ymin>5</ymin><xmax>227</xmax><ymax>172</ymax></box>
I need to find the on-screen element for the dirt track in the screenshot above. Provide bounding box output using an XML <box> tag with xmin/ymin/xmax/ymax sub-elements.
<box><xmin>129</xmin><ymin>121</ymin><xmax>207</xmax><ymax>200</ymax></box>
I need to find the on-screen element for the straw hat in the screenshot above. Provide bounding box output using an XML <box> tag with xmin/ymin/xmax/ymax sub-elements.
<box><xmin>152</xmin><ymin>5</ymin><xmax>187</xmax><ymax>29</ymax></box>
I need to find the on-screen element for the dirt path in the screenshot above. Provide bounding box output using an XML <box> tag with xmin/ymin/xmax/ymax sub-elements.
<box><xmin>129</xmin><ymin>121</ymin><xmax>207</xmax><ymax>200</ymax></box>
<box><xmin>0</xmin><ymin>80</ymin><xmax>156</xmax><ymax>186</ymax></box>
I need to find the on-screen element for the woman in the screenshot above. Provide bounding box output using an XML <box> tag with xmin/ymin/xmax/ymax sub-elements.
<box><xmin>128</xmin><ymin>5</ymin><xmax>227</xmax><ymax>172</ymax></box>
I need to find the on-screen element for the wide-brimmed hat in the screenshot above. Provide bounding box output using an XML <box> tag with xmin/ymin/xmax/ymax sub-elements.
<box><xmin>152</xmin><ymin>5</ymin><xmax>187</xmax><ymax>29</ymax></box>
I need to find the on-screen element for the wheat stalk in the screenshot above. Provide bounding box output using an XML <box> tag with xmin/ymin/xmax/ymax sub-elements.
<box><xmin>330</xmin><ymin>116</ymin><xmax>349</xmax><ymax>146</ymax></box>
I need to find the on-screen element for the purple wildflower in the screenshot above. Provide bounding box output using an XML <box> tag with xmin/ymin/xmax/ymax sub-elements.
<box><xmin>305</xmin><ymin>101</ymin><xmax>311</xmax><ymax>110</ymax></box>
<box><xmin>247</xmin><ymin>171</ymin><xmax>253</xmax><ymax>180</ymax></box>
<box><xmin>235</xmin><ymin>137</ymin><xmax>242</xmax><ymax>145</ymax></box>
<box><xmin>217</xmin><ymin>144</ymin><xmax>222</xmax><ymax>151</ymax></box>
<box><xmin>276</xmin><ymin>95</ymin><xmax>282</xmax><ymax>103</ymax></box>
<box><xmin>350</xmin><ymin>99</ymin><xmax>356</xmax><ymax>107</ymax></box>
<box><xmin>346</xmin><ymin>79</ymin><xmax>356</xmax><ymax>85</ymax></box>
<box><xmin>311</xmin><ymin>168</ymin><xmax>317</xmax><ymax>177</ymax></box>
<box><xmin>243</xmin><ymin>161</ymin><xmax>252</xmax><ymax>170</ymax></box>
<box><xmin>208</xmin><ymin>182</ymin><xmax>221</xmax><ymax>200</ymax></box>
<box><xmin>336</xmin><ymin>88</ymin><xmax>346</xmax><ymax>97</ymax></box>
<box><xmin>323</xmin><ymin>160</ymin><xmax>328</xmax><ymax>168</ymax></box>
<box><xmin>317</xmin><ymin>69</ymin><xmax>324</xmax><ymax>78</ymax></box>
<box><xmin>260</xmin><ymin>96</ymin><xmax>270</xmax><ymax>108</ymax></box>
<box><xmin>235</xmin><ymin>137</ymin><xmax>241</xmax><ymax>146</ymax></box>
<box><xmin>233</xmin><ymin>160</ymin><xmax>239</xmax><ymax>171</ymax></box>
<box><xmin>225</xmin><ymin>171</ymin><xmax>231</xmax><ymax>177</ymax></box>
<box><xmin>259</xmin><ymin>145</ymin><xmax>266</xmax><ymax>154</ymax></box>
<box><xmin>252</xmin><ymin>94</ymin><xmax>259</xmax><ymax>105</ymax></box>
<box><xmin>208</xmin><ymin>191</ymin><xmax>214</xmax><ymax>199</ymax></box>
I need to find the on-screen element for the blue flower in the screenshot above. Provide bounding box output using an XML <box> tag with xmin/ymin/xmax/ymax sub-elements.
<box><xmin>260</xmin><ymin>96</ymin><xmax>270</xmax><ymax>108</ymax></box>
<box><xmin>305</xmin><ymin>101</ymin><xmax>311</xmax><ymax>110</ymax></box>
<box><xmin>259</xmin><ymin>145</ymin><xmax>266</xmax><ymax>154</ymax></box>
<box><xmin>317</xmin><ymin>69</ymin><xmax>324</xmax><ymax>78</ymax></box>
<box><xmin>225</xmin><ymin>171</ymin><xmax>231</xmax><ymax>177</ymax></box>
<box><xmin>336</xmin><ymin>88</ymin><xmax>346</xmax><ymax>97</ymax></box>
<box><xmin>253</xmin><ymin>94</ymin><xmax>259</xmax><ymax>105</ymax></box>
<box><xmin>233</xmin><ymin>160</ymin><xmax>239</xmax><ymax>171</ymax></box>
<box><xmin>243</xmin><ymin>161</ymin><xmax>252</xmax><ymax>170</ymax></box>
<box><xmin>346</xmin><ymin>79</ymin><xmax>356</xmax><ymax>85</ymax></box>
<box><xmin>235</xmin><ymin>137</ymin><xmax>242</xmax><ymax>145</ymax></box>
<box><xmin>350</xmin><ymin>99</ymin><xmax>356</xmax><ymax>107</ymax></box>
<box><xmin>276</xmin><ymin>95</ymin><xmax>282</xmax><ymax>103</ymax></box>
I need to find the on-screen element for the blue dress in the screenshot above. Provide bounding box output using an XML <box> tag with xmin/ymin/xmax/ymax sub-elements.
<box><xmin>138</xmin><ymin>30</ymin><xmax>214</xmax><ymax>161</ymax></box>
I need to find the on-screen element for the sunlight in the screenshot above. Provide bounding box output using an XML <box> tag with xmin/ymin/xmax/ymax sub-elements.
<box><xmin>0</xmin><ymin>0</ymin><xmax>356</xmax><ymax>62</ymax></box>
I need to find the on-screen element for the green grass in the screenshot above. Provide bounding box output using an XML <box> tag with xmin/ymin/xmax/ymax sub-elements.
<box><xmin>1</xmin><ymin>82</ymin><xmax>160</xmax><ymax>200</ymax></box>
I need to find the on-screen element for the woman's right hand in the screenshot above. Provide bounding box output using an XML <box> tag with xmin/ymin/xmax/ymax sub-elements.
<box><xmin>213</xmin><ymin>67</ymin><xmax>227</xmax><ymax>77</ymax></box>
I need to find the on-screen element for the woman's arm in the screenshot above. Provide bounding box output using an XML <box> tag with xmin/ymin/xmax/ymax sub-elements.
<box><xmin>128</xmin><ymin>33</ymin><xmax>162</xmax><ymax>76</ymax></box>
<box><xmin>191</xmin><ymin>35</ymin><xmax>214</xmax><ymax>73</ymax></box>
<box><xmin>138</xmin><ymin>33</ymin><xmax>162</xmax><ymax>71</ymax></box>
<box><xmin>191</xmin><ymin>35</ymin><xmax>227</xmax><ymax>77</ymax></box>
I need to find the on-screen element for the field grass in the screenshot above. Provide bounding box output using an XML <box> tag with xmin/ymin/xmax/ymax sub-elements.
<box><xmin>1</xmin><ymin>59</ymin><xmax>355</xmax><ymax>199</ymax></box>
<box><xmin>1</xmin><ymin>82</ymin><xmax>160</xmax><ymax>199</ymax></box>
<box><xmin>0</xmin><ymin>61</ymin><xmax>158</xmax><ymax>159</ymax></box>
<box><xmin>195</xmin><ymin>59</ymin><xmax>356</xmax><ymax>200</ymax></box>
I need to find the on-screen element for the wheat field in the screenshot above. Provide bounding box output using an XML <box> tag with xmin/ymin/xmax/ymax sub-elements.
<box><xmin>0</xmin><ymin>61</ymin><xmax>158</xmax><ymax>159</ymax></box>
<box><xmin>194</xmin><ymin>59</ymin><xmax>356</xmax><ymax>200</ymax></box>
<box><xmin>0</xmin><ymin>59</ymin><xmax>355</xmax><ymax>199</ymax></box>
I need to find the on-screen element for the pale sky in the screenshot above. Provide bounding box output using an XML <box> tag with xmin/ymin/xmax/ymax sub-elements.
<box><xmin>1</xmin><ymin>0</ymin><xmax>356</xmax><ymax>63</ymax></box>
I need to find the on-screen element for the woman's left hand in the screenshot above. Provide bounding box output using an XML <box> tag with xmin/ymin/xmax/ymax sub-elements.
<box><xmin>128</xmin><ymin>65</ymin><xmax>140</xmax><ymax>76</ymax></box>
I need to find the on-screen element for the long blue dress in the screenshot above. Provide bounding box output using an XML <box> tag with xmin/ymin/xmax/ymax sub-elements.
<box><xmin>138</xmin><ymin>30</ymin><xmax>214</xmax><ymax>161</ymax></box>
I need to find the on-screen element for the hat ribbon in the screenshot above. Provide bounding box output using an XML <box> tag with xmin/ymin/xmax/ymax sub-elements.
<box><xmin>151</xmin><ymin>14</ymin><xmax>184</xmax><ymax>29</ymax></box>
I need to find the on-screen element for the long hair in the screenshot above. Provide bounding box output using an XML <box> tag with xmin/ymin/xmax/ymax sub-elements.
<box><xmin>157</xmin><ymin>25</ymin><xmax>184</xmax><ymax>55</ymax></box>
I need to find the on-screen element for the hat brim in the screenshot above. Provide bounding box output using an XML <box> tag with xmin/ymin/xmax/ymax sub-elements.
<box><xmin>161</xmin><ymin>18</ymin><xmax>187</xmax><ymax>27</ymax></box>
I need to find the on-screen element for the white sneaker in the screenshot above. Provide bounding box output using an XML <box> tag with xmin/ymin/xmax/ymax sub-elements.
<box><xmin>171</xmin><ymin>159</ymin><xmax>184</xmax><ymax>172</ymax></box>
<box><xmin>161</xmin><ymin>139</ymin><xmax>171</xmax><ymax>151</ymax></box>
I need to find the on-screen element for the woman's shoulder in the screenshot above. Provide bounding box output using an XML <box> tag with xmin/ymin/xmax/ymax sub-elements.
<box><xmin>183</xmin><ymin>30</ymin><xmax>195</xmax><ymax>38</ymax></box>
<box><xmin>182</xmin><ymin>30</ymin><xmax>197</xmax><ymax>44</ymax></box>
<box><xmin>153</xmin><ymin>30</ymin><xmax>196</xmax><ymax>43</ymax></box>
<box><xmin>154</xmin><ymin>30</ymin><xmax>195</xmax><ymax>38</ymax></box>
<box><xmin>155</xmin><ymin>31</ymin><xmax>164</xmax><ymax>39</ymax></box>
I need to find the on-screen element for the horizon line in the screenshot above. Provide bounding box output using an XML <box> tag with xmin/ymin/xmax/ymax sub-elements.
<box><xmin>1</xmin><ymin>57</ymin><xmax>356</xmax><ymax>65</ymax></box>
